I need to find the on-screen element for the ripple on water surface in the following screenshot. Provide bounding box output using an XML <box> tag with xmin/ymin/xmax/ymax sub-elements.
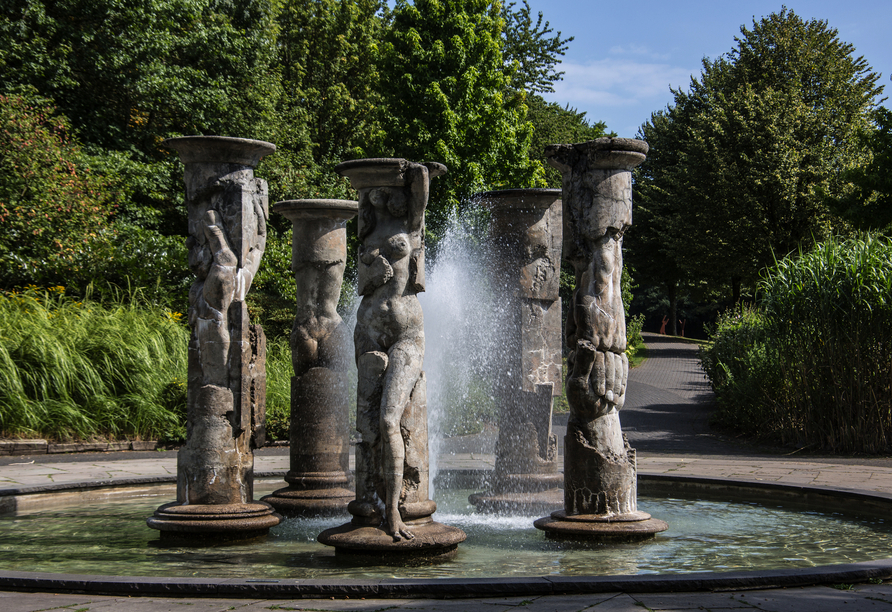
<box><xmin>1</xmin><ymin>487</ymin><xmax>891</xmax><ymax>579</ymax></box>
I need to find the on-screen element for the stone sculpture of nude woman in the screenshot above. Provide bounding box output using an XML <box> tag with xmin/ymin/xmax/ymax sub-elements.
<box><xmin>351</xmin><ymin>161</ymin><xmax>433</xmax><ymax>541</ymax></box>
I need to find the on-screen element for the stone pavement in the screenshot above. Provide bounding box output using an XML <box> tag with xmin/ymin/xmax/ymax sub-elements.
<box><xmin>4</xmin><ymin>333</ymin><xmax>892</xmax><ymax>610</ymax></box>
<box><xmin>3</xmin><ymin>583</ymin><xmax>892</xmax><ymax>611</ymax></box>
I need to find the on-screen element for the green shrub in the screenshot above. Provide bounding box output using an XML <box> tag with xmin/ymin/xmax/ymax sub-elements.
<box><xmin>700</xmin><ymin>305</ymin><xmax>781</xmax><ymax>433</ymax></box>
<box><xmin>0</xmin><ymin>287</ymin><xmax>188</xmax><ymax>441</ymax></box>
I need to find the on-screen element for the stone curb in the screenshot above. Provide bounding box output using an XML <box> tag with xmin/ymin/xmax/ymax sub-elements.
<box><xmin>0</xmin><ymin>560</ymin><xmax>890</xmax><ymax>599</ymax></box>
<box><xmin>0</xmin><ymin>440</ymin><xmax>160</xmax><ymax>456</ymax></box>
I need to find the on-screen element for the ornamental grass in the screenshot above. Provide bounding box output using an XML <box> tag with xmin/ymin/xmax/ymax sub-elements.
<box><xmin>702</xmin><ymin>234</ymin><xmax>892</xmax><ymax>453</ymax></box>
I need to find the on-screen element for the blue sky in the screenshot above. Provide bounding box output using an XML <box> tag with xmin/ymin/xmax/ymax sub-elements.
<box><xmin>526</xmin><ymin>0</ymin><xmax>892</xmax><ymax>137</ymax></box>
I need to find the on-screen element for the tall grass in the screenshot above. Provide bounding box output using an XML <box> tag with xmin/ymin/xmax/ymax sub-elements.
<box><xmin>701</xmin><ymin>235</ymin><xmax>892</xmax><ymax>453</ymax></box>
<box><xmin>0</xmin><ymin>287</ymin><xmax>188</xmax><ymax>441</ymax></box>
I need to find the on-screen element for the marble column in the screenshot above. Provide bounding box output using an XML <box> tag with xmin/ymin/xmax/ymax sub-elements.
<box><xmin>468</xmin><ymin>189</ymin><xmax>563</xmax><ymax>513</ymax></box>
<box><xmin>147</xmin><ymin>136</ymin><xmax>281</xmax><ymax>542</ymax></box>
<box><xmin>534</xmin><ymin>138</ymin><xmax>667</xmax><ymax>540</ymax></box>
<box><xmin>317</xmin><ymin>158</ymin><xmax>466</xmax><ymax>558</ymax></box>
<box><xmin>262</xmin><ymin>199</ymin><xmax>358</xmax><ymax>516</ymax></box>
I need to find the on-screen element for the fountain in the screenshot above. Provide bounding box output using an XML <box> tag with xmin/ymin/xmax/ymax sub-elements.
<box><xmin>534</xmin><ymin>138</ymin><xmax>668</xmax><ymax>540</ymax></box>
<box><xmin>468</xmin><ymin>188</ymin><xmax>564</xmax><ymax>513</ymax></box>
<box><xmin>146</xmin><ymin>136</ymin><xmax>281</xmax><ymax>542</ymax></box>
<box><xmin>261</xmin><ymin>199</ymin><xmax>358</xmax><ymax>516</ymax></box>
<box><xmin>316</xmin><ymin>158</ymin><xmax>467</xmax><ymax>558</ymax></box>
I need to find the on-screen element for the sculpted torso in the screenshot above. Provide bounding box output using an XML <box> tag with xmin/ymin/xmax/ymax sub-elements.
<box><xmin>352</xmin><ymin>166</ymin><xmax>429</xmax><ymax>542</ymax></box>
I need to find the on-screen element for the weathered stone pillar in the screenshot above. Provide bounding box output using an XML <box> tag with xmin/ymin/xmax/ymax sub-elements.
<box><xmin>534</xmin><ymin>138</ymin><xmax>667</xmax><ymax>540</ymax></box>
<box><xmin>317</xmin><ymin>158</ymin><xmax>466</xmax><ymax>558</ymax></box>
<box><xmin>262</xmin><ymin>199</ymin><xmax>358</xmax><ymax>516</ymax></box>
<box><xmin>468</xmin><ymin>189</ymin><xmax>563</xmax><ymax>513</ymax></box>
<box><xmin>147</xmin><ymin>136</ymin><xmax>281</xmax><ymax>542</ymax></box>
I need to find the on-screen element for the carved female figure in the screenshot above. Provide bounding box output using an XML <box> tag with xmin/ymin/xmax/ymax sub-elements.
<box><xmin>352</xmin><ymin>162</ymin><xmax>430</xmax><ymax>541</ymax></box>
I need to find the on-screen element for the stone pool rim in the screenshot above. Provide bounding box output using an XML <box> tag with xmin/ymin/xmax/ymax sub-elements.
<box><xmin>3</xmin><ymin>472</ymin><xmax>892</xmax><ymax>599</ymax></box>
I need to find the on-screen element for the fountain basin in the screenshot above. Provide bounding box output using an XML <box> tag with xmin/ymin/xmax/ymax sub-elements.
<box><xmin>2</xmin><ymin>473</ymin><xmax>892</xmax><ymax>597</ymax></box>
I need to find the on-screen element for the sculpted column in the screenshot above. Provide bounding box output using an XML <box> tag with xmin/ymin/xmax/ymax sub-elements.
<box><xmin>469</xmin><ymin>189</ymin><xmax>563</xmax><ymax>513</ymax></box>
<box><xmin>147</xmin><ymin>136</ymin><xmax>281</xmax><ymax>542</ymax></box>
<box><xmin>534</xmin><ymin>138</ymin><xmax>667</xmax><ymax>540</ymax></box>
<box><xmin>262</xmin><ymin>199</ymin><xmax>358</xmax><ymax>516</ymax></box>
<box><xmin>318</xmin><ymin>158</ymin><xmax>466</xmax><ymax>558</ymax></box>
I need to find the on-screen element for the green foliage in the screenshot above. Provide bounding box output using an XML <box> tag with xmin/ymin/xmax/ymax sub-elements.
<box><xmin>829</xmin><ymin>106</ymin><xmax>892</xmax><ymax>231</ymax></box>
<box><xmin>376</xmin><ymin>0</ymin><xmax>544</xmax><ymax>238</ymax></box>
<box><xmin>0</xmin><ymin>287</ymin><xmax>189</xmax><ymax>441</ymax></box>
<box><xmin>264</xmin><ymin>0</ymin><xmax>383</xmax><ymax>205</ymax></box>
<box><xmin>635</xmin><ymin>8</ymin><xmax>883</xmax><ymax>302</ymax></box>
<box><xmin>502</xmin><ymin>0</ymin><xmax>571</xmax><ymax>94</ymax></box>
<box><xmin>0</xmin><ymin>94</ymin><xmax>115</xmax><ymax>287</ymax></box>
<box><xmin>526</xmin><ymin>94</ymin><xmax>610</xmax><ymax>187</ymax></box>
<box><xmin>0</xmin><ymin>0</ymin><xmax>281</xmax><ymax>234</ymax></box>
<box><xmin>701</xmin><ymin>235</ymin><xmax>892</xmax><ymax>453</ymax></box>
<box><xmin>263</xmin><ymin>338</ymin><xmax>292</xmax><ymax>442</ymax></box>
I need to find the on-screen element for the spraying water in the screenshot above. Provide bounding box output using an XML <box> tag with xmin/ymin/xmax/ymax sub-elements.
<box><xmin>419</xmin><ymin>207</ymin><xmax>505</xmax><ymax>493</ymax></box>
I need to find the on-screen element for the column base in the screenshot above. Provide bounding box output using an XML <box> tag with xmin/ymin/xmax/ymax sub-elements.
<box><xmin>317</xmin><ymin>517</ymin><xmax>467</xmax><ymax>560</ymax></box>
<box><xmin>261</xmin><ymin>485</ymin><xmax>353</xmax><ymax>517</ymax></box>
<box><xmin>533</xmin><ymin>509</ymin><xmax>668</xmax><ymax>541</ymax></box>
<box><xmin>146</xmin><ymin>501</ymin><xmax>281</xmax><ymax>544</ymax></box>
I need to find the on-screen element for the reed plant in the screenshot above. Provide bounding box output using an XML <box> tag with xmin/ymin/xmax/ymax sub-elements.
<box><xmin>0</xmin><ymin>287</ymin><xmax>188</xmax><ymax>441</ymax></box>
<box><xmin>702</xmin><ymin>235</ymin><xmax>892</xmax><ymax>452</ymax></box>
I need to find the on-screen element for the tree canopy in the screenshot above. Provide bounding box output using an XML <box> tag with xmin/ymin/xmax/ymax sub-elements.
<box><xmin>632</xmin><ymin>8</ymin><xmax>883</xmax><ymax>303</ymax></box>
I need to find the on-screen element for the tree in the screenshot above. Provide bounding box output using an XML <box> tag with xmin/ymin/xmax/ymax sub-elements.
<box><xmin>627</xmin><ymin>110</ymin><xmax>688</xmax><ymax>335</ymax></box>
<box><xmin>0</xmin><ymin>94</ymin><xmax>114</xmax><ymax>286</ymax></box>
<box><xmin>375</xmin><ymin>0</ymin><xmax>544</xmax><ymax>237</ymax></box>
<box><xmin>828</xmin><ymin>106</ymin><xmax>892</xmax><ymax>231</ymax></box>
<box><xmin>502</xmin><ymin>0</ymin><xmax>571</xmax><ymax>94</ymax></box>
<box><xmin>0</xmin><ymin>0</ymin><xmax>280</xmax><ymax>234</ymax></box>
<box><xmin>267</xmin><ymin>0</ymin><xmax>385</xmax><ymax>205</ymax></box>
<box><xmin>640</xmin><ymin>9</ymin><xmax>883</xmax><ymax>302</ymax></box>
<box><xmin>526</xmin><ymin>95</ymin><xmax>610</xmax><ymax>188</ymax></box>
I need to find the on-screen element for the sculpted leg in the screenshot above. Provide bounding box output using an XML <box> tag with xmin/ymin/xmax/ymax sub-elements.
<box><xmin>380</xmin><ymin>340</ymin><xmax>424</xmax><ymax>541</ymax></box>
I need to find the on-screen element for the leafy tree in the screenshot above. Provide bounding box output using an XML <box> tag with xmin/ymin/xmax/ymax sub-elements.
<box><xmin>267</xmin><ymin>0</ymin><xmax>385</xmax><ymax>206</ymax></box>
<box><xmin>0</xmin><ymin>94</ymin><xmax>115</xmax><ymax>286</ymax></box>
<box><xmin>502</xmin><ymin>0</ymin><xmax>571</xmax><ymax>94</ymax></box>
<box><xmin>828</xmin><ymin>106</ymin><xmax>892</xmax><ymax>231</ymax></box>
<box><xmin>0</xmin><ymin>0</ymin><xmax>281</xmax><ymax>235</ymax></box>
<box><xmin>375</xmin><ymin>0</ymin><xmax>544</xmax><ymax>238</ymax></box>
<box><xmin>627</xmin><ymin>110</ymin><xmax>688</xmax><ymax>335</ymax></box>
<box><xmin>526</xmin><ymin>94</ymin><xmax>610</xmax><ymax>188</ymax></box>
<box><xmin>640</xmin><ymin>8</ymin><xmax>882</xmax><ymax>302</ymax></box>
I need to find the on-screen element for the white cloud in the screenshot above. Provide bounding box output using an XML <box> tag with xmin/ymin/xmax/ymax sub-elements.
<box><xmin>554</xmin><ymin>60</ymin><xmax>697</xmax><ymax>106</ymax></box>
<box><xmin>544</xmin><ymin>59</ymin><xmax>700</xmax><ymax>136</ymax></box>
<box><xmin>607</xmin><ymin>45</ymin><xmax>671</xmax><ymax>61</ymax></box>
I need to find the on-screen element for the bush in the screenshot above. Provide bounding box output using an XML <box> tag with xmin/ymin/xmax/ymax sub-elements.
<box><xmin>0</xmin><ymin>94</ymin><xmax>116</xmax><ymax>288</ymax></box>
<box><xmin>701</xmin><ymin>235</ymin><xmax>892</xmax><ymax>452</ymax></box>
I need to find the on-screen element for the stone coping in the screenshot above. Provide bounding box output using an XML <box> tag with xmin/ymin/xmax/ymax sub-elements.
<box><xmin>3</xmin><ymin>472</ymin><xmax>892</xmax><ymax>598</ymax></box>
<box><xmin>0</xmin><ymin>440</ymin><xmax>159</xmax><ymax>456</ymax></box>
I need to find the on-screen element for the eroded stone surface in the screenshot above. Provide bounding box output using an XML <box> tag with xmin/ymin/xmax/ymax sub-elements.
<box><xmin>148</xmin><ymin>136</ymin><xmax>280</xmax><ymax>540</ymax></box>
<box><xmin>262</xmin><ymin>200</ymin><xmax>358</xmax><ymax>516</ymax></box>
<box><xmin>535</xmin><ymin>138</ymin><xmax>664</xmax><ymax>540</ymax></box>
<box><xmin>317</xmin><ymin>158</ymin><xmax>465</xmax><ymax>553</ymax></box>
<box><xmin>471</xmin><ymin>189</ymin><xmax>563</xmax><ymax>508</ymax></box>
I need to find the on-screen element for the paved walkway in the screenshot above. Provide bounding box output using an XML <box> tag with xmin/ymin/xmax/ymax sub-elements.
<box><xmin>4</xmin><ymin>333</ymin><xmax>892</xmax><ymax>610</ymax></box>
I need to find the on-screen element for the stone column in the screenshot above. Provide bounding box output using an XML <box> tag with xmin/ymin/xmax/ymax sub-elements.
<box><xmin>534</xmin><ymin>138</ymin><xmax>667</xmax><ymax>540</ymax></box>
<box><xmin>468</xmin><ymin>189</ymin><xmax>563</xmax><ymax>513</ymax></box>
<box><xmin>317</xmin><ymin>158</ymin><xmax>466</xmax><ymax>558</ymax></box>
<box><xmin>147</xmin><ymin>136</ymin><xmax>281</xmax><ymax>542</ymax></box>
<box><xmin>262</xmin><ymin>199</ymin><xmax>358</xmax><ymax>516</ymax></box>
